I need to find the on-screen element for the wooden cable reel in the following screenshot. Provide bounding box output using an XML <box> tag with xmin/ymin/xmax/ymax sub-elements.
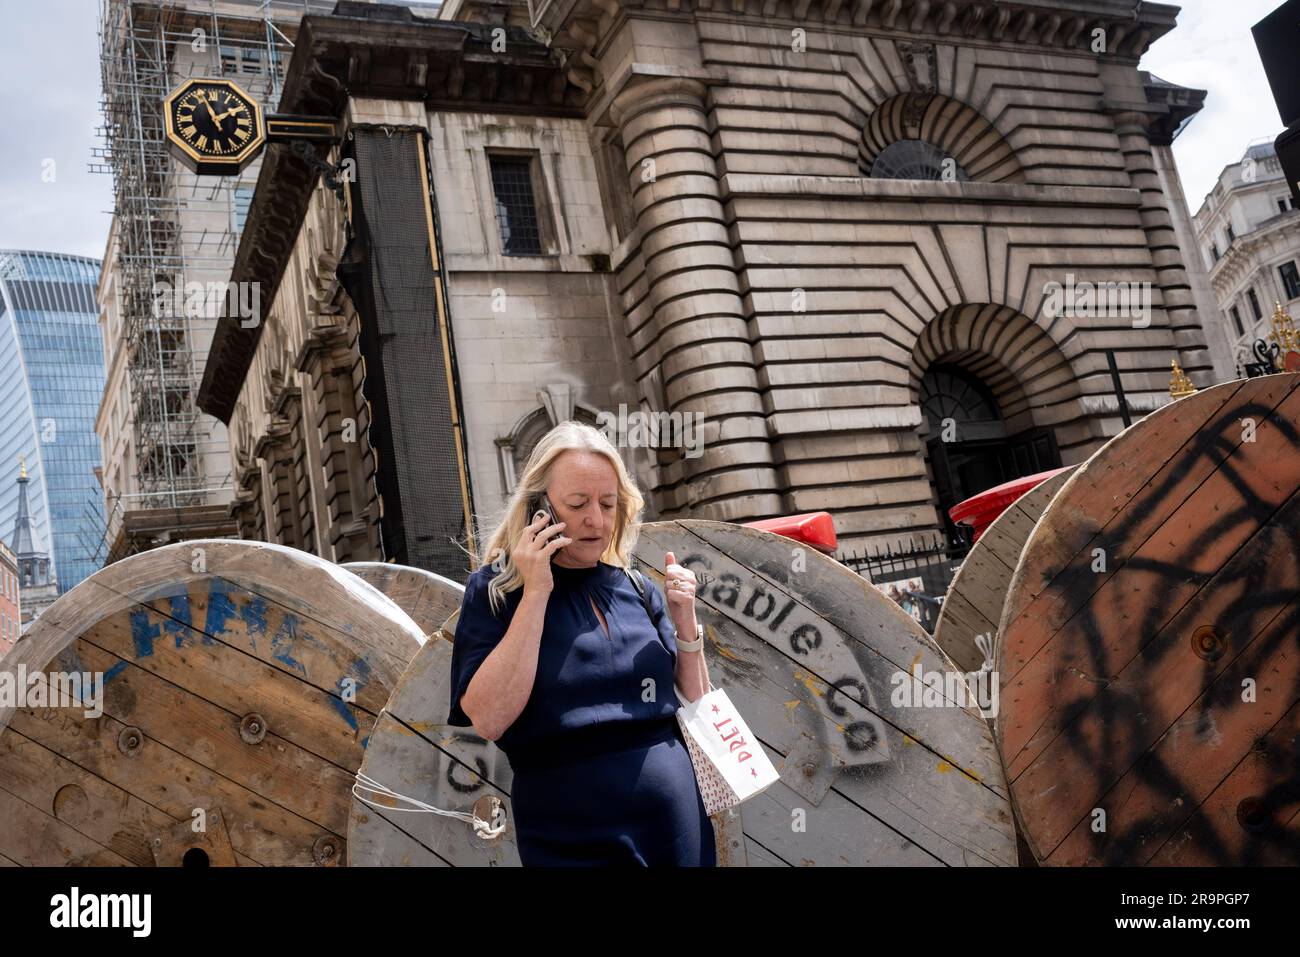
<box><xmin>349</xmin><ymin>522</ymin><xmax>1016</xmax><ymax>866</ymax></box>
<box><xmin>933</xmin><ymin>467</ymin><xmax>1077</xmax><ymax>674</ymax></box>
<box><xmin>635</xmin><ymin>522</ymin><xmax>1014</xmax><ymax>865</ymax></box>
<box><xmin>0</xmin><ymin>540</ymin><xmax>424</xmax><ymax>866</ymax></box>
<box><xmin>997</xmin><ymin>374</ymin><xmax>1300</xmax><ymax>865</ymax></box>
<box><xmin>342</xmin><ymin>563</ymin><xmax>464</xmax><ymax>639</ymax></box>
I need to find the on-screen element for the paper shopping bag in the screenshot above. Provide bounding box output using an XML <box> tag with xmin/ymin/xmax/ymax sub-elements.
<box><xmin>675</xmin><ymin>686</ymin><xmax>780</xmax><ymax>816</ymax></box>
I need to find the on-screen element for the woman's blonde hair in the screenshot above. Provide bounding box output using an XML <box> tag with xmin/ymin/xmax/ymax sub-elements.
<box><xmin>475</xmin><ymin>420</ymin><xmax>645</xmax><ymax>614</ymax></box>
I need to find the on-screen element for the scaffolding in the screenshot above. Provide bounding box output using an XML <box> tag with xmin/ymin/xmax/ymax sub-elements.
<box><xmin>91</xmin><ymin>0</ymin><xmax>334</xmax><ymax>516</ymax></box>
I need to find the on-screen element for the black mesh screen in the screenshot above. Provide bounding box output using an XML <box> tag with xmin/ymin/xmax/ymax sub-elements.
<box><xmin>335</xmin><ymin>127</ymin><xmax>473</xmax><ymax>579</ymax></box>
<box><xmin>489</xmin><ymin>155</ymin><xmax>543</xmax><ymax>255</ymax></box>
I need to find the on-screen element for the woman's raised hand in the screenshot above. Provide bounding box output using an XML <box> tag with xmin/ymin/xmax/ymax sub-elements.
<box><xmin>515</xmin><ymin>510</ymin><xmax>571</xmax><ymax>594</ymax></box>
<box><xmin>663</xmin><ymin>551</ymin><xmax>698</xmax><ymax>624</ymax></box>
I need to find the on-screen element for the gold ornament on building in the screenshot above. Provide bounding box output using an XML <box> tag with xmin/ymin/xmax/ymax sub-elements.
<box><xmin>1268</xmin><ymin>300</ymin><xmax>1299</xmax><ymax>355</ymax></box>
<box><xmin>1169</xmin><ymin>358</ymin><xmax>1197</xmax><ymax>399</ymax></box>
<box><xmin>17</xmin><ymin>455</ymin><xmax>25</xmax><ymax>480</ymax></box>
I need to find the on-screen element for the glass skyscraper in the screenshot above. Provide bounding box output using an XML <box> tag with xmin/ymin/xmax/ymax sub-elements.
<box><xmin>0</xmin><ymin>250</ymin><xmax>107</xmax><ymax>595</ymax></box>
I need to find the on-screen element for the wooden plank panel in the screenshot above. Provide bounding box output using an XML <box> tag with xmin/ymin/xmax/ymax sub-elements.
<box><xmin>1004</xmin><ymin>384</ymin><xmax>1300</xmax><ymax>776</ymax></box>
<box><xmin>0</xmin><ymin>787</ymin><xmax>132</xmax><ymax>867</ymax></box>
<box><xmin>7</xmin><ymin>703</ymin><xmax>328</xmax><ymax>865</ymax></box>
<box><xmin>999</xmin><ymin>375</ymin><xmax>1296</xmax><ymax>684</ymax></box>
<box><xmin>343</xmin><ymin>563</ymin><xmax>464</xmax><ymax>639</ymax></box>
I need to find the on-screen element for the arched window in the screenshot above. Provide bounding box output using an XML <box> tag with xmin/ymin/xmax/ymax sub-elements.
<box><xmin>499</xmin><ymin>404</ymin><xmax>604</xmax><ymax>494</ymax></box>
<box><xmin>871</xmin><ymin>139</ymin><xmax>969</xmax><ymax>182</ymax></box>
<box><xmin>860</xmin><ymin>93</ymin><xmax>1024</xmax><ymax>184</ymax></box>
<box><xmin>920</xmin><ymin>364</ymin><xmax>1001</xmax><ymax>433</ymax></box>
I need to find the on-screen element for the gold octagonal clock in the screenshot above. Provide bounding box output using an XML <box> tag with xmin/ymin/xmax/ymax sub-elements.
<box><xmin>164</xmin><ymin>77</ymin><xmax>266</xmax><ymax>176</ymax></box>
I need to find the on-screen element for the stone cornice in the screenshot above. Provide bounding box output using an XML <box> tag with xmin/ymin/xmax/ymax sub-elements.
<box><xmin>1139</xmin><ymin>71</ymin><xmax>1207</xmax><ymax>147</ymax></box>
<box><xmin>534</xmin><ymin>0</ymin><xmax>1180</xmax><ymax>91</ymax></box>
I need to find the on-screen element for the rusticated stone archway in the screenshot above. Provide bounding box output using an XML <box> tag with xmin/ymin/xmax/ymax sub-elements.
<box><xmin>860</xmin><ymin>93</ymin><xmax>1025</xmax><ymax>184</ymax></box>
<box><xmin>909</xmin><ymin>303</ymin><xmax>1084</xmax><ymax>436</ymax></box>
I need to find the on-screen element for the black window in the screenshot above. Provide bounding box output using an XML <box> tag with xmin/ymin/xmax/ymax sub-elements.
<box><xmin>871</xmin><ymin>139</ymin><xmax>969</xmax><ymax>181</ymax></box>
<box><xmin>1230</xmin><ymin>305</ymin><xmax>1244</xmax><ymax>337</ymax></box>
<box><xmin>1280</xmin><ymin>197</ymin><xmax>1291</xmax><ymax>214</ymax></box>
<box><xmin>1226</xmin><ymin>223</ymin><xmax>1235</xmax><ymax>243</ymax></box>
<box><xmin>1281</xmin><ymin>261</ymin><xmax>1300</xmax><ymax>300</ymax></box>
<box><xmin>1248</xmin><ymin>288</ymin><xmax>1263</xmax><ymax>320</ymax></box>
<box><xmin>1210</xmin><ymin>243</ymin><xmax>1220</xmax><ymax>262</ymax></box>
<box><xmin>489</xmin><ymin>154</ymin><xmax>544</xmax><ymax>256</ymax></box>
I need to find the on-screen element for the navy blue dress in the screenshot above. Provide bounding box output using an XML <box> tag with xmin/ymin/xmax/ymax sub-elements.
<box><xmin>446</xmin><ymin>558</ymin><xmax>716</xmax><ymax>867</ymax></box>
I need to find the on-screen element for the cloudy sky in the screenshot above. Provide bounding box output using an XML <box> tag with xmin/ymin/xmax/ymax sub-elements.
<box><xmin>0</xmin><ymin>0</ymin><xmax>1290</xmax><ymax>262</ymax></box>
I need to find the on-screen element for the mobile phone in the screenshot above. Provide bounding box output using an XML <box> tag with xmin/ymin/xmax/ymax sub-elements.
<box><xmin>529</xmin><ymin>493</ymin><xmax>560</xmax><ymax>534</ymax></box>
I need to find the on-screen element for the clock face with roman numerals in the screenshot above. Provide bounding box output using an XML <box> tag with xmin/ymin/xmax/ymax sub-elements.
<box><xmin>163</xmin><ymin>78</ymin><xmax>265</xmax><ymax>175</ymax></box>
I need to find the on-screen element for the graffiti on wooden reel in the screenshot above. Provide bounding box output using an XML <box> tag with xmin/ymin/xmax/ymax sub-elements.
<box><xmin>999</xmin><ymin>375</ymin><xmax>1300</xmax><ymax>865</ymax></box>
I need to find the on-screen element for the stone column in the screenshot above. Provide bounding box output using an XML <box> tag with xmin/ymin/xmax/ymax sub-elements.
<box><xmin>256</xmin><ymin>416</ymin><xmax>305</xmax><ymax>552</ymax></box>
<box><xmin>609</xmin><ymin>76</ymin><xmax>781</xmax><ymax>521</ymax></box>
<box><xmin>1150</xmin><ymin>141</ymin><xmax>1237</xmax><ymax>383</ymax></box>
<box><xmin>231</xmin><ymin>462</ymin><xmax>266</xmax><ymax>542</ymax></box>
<box><xmin>1110</xmin><ymin>108</ymin><xmax>1217</xmax><ymax>384</ymax></box>
<box><xmin>297</xmin><ymin>321</ymin><xmax>383</xmax><ymax>563</ymax></box>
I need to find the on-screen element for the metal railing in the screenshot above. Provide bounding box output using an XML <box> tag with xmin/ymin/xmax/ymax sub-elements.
<box><xmin>839</xmin><ymin>531</ymin><xmax>972</xmax><ymax>633</ymax></box>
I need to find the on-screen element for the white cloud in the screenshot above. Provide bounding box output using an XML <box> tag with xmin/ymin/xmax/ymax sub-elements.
<box><xmin>1141</xmin><ymin>0</ymin><xmax>1287</xmax><ymax>207</ymax></box>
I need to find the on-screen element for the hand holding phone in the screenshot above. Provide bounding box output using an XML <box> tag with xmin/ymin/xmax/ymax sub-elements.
<box><xmin>516</xmin><ymin>492</ymin><xmax>569</xmax><ymax>592</ymax></box>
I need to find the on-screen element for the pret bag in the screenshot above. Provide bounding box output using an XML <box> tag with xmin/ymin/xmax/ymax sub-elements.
<box><xmin>625</xmin><ymin>568</ymin><xmax>781</xmax><ymax>815</ymax></box>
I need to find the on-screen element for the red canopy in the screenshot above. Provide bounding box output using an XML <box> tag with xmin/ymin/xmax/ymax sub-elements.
<box><xmin>743</xmin><ymin>512</ymin><xmax>837</xmax><ymax>553</ymax></box>
<box><xmin>948</xmin><ymin>466</ymin><xmax>1072</xmax><ymax>543</ymax></box>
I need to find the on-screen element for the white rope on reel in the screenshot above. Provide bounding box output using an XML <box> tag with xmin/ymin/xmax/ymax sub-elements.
<box><xmin>351</xmin><ymin>769</ymin><xmax>507</xmax><ymax>841</ymax></box>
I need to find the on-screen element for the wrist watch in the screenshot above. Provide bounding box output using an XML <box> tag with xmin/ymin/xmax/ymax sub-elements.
<box><xmin>676</xmin><ymin>622</ymin><xmax>704</xmax><ymax>652</ymax></box>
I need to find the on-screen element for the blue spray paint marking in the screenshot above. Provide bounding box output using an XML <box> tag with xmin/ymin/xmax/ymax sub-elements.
<box><xmin>130</xmin><ymin>610</ymin><xmax>160</xmax><ymax>658</ymax></box>
<box><xmin>103</xmin><ymin>661</ymin><xmax>129</xmax><ymax>684</ymax></box>
<box><xmin>239</xmin><ymin>592</ymin><xmax>269</xmax><ymax>651</ymax></box>
<box><xmin>270</xmin><ymin>613</ymin><xmax>308</xmax><ymax>675</ymax></box>
<box><xmin>360</xmin><ymin>735</ymin><xmax>369</xmax><ymax>750</ymax></box>
<box><xmin>329</xmin><ymin>690</ymin><xmax>359</xmax><ymax>732</ymax></box>
<box><xmin>350</xmin><ymin>655</ymin><xmax>374</xmax><ymax>685</ymax></box>
<box><xmin>202</xmin><ymin>580</ymin><xmax>238</xmax><ymax>643</ymax></box>
<box><xmin>163</xmin><ymin>593</ymin><xmax>204</xmax><ymax>648</ymax></box>
<box><xmin>330</xmin><ymin>657</ymin><xmax>375</xmax><ymax>734</ymax></box>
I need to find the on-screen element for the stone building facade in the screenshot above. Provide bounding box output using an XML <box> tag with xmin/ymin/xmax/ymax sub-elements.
<box><xmin>1192</xmin><ymin>140</ymin><xmax>1300</xmax><ymax>374</ymax></box>
<box><xmin>196</xmin><ymin>0</ymin><xmax>1228</xmax><ymax>578</ymax></box>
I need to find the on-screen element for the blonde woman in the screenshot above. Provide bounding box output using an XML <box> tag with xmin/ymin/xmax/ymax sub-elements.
<box><xmin>446</xmin><ymin>421</ymin><xmax>716</xmax><ymax>866</ymax></box>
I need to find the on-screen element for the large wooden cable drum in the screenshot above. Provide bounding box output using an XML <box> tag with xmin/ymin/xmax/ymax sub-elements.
<box><xmin>0</xmin><ymin>540</ymin><xmax>424</xmax><ymax>866</ymax></box>
<box><xmin>997</xmin><ymin>374</ymin><xmax>1300</xmax><ymax>865</ymax></box>
<box><xmin>342</xmin><ymin>563</ymin><xmax>464</xmax><ymax>639</ymax></box>
<box><xmin>635</xmin><ymin>522</ymin><xmax>1013</xmax><ymax>865</ymax></box>
<box><xmin>933</xmin><ymin>467</ymin><xmax>1077</xmax><ymax>674</ymax></box>
<box><xmin>349</xmin><ymin>521</ymin><xmax>1016</xmax><ymax>866</ymax></box>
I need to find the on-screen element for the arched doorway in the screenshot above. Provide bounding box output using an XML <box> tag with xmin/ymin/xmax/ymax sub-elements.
<box><xmin>920</xmin><ymin>363</ymin><xmax>1062</xmax><ymax>540</ymax></box>
<box><xmin>910</xmin><ymin>303</ymin><xmax>1085</xmax><ymax>540</ymax></box>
